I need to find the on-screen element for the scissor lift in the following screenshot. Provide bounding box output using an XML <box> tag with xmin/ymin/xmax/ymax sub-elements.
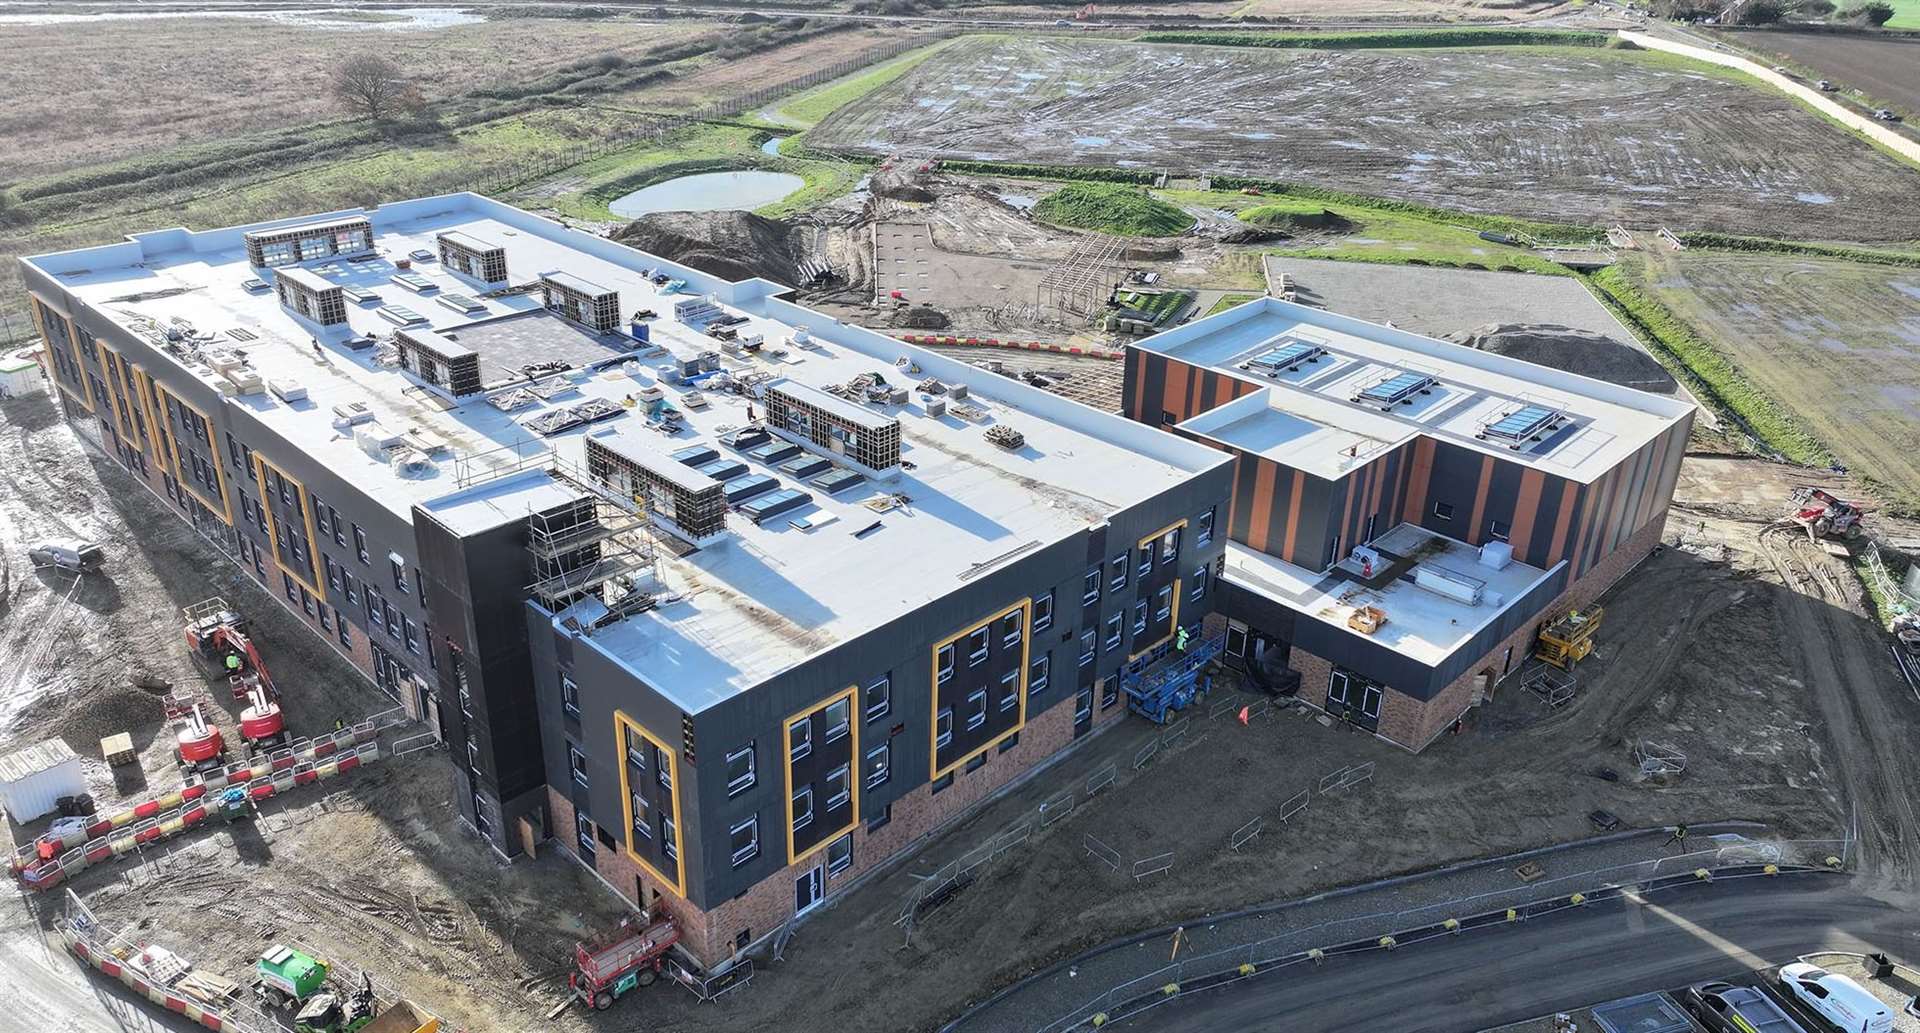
<box><xmin>1124</xmin><ymin>634</ymin><xmax>1223</xmax><ymax>724</ymax></box>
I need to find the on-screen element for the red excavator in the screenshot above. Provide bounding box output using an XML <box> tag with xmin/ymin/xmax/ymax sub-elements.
<box><xmin>1787</xmin><ymin>487</ymin><xmax>1866</xmax><ymax>541</ymax></box>
<box><xmin>184</xmin><ymin>598</ymin><xmax>276</xmax><ymax>701</ymax></box>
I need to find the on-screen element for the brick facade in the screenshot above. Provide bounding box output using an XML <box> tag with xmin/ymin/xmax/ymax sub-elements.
<box><xmin>1286</xmin><ymin>508</ymin><xmax>1670</xmax><ymax>751</ymax></box>
<box><xmin>548</xmin><ymin>699</ymin><xmax>1082</xmax><ymax>969</ymax></box>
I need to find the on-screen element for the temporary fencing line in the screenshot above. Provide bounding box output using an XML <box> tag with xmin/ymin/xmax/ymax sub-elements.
<box><xmin>1033</xmin><ymin>862</ymin><xmax>1840</xmax><ymax>1033</ymax></box>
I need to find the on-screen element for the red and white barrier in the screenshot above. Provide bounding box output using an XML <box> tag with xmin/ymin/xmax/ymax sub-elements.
<box><xmin>894</xmin><ymin>334</ymin><xmax>1123</xmax><ymax>360</ymax></box>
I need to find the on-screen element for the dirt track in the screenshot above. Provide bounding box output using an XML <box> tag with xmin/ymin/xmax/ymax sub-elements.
<box><xmin>812</xmin><ymin>36</ymin><xmax>1920</xmax><ymax>241</ymax></box>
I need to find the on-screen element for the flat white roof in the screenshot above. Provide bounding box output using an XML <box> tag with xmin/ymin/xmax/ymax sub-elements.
<box><xmin>275</xmin><ymin>266</ymin><xmax>337</xmax><ymax>294</ymax></box>
<box><xmin>770</xmin><ymin>377</ymin><xmax>897</xmax><ymax>433</ymax></box>
<box><xmin>26</xmin><ymin>194</ymin><xmax>1229</xmax><ymax>709</ymax></box>
<box><xmin>1225</xmin><ymin>522</ymin><xmax>1557</xmax><ymax>666</ymax></box>
<box><xmin>1150</xmin><ymin>298</ymin><xmax>1693</xmax><ymax>483</ymax></box>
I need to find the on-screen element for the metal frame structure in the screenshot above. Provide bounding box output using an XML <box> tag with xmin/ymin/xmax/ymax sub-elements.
<box><xmin>1038</xmin><ymin>235</ymin><xmax>1127</xmax><ymax>321</ymax></box>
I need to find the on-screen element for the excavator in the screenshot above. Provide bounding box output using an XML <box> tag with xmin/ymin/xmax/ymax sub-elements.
<box><xmin>183</xmin><ymin>598</ymin><xmax>276</xmax><ymax>700</ymax></box>
<box><xmin>1786</xmin><ymin>486</ymin><xmax>1867</xmax><ymax>541</ymax></box>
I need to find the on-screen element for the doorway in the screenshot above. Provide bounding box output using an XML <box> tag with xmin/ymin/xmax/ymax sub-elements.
<box><xmin>794</xmin><ymin>866</ymin><xmax>824</xmax><ymax>916</ymax></box>
<box><xmin>1326</xmin><ymin>667</ymin><xmax>1382</xmax><ymax>733</ymax></box>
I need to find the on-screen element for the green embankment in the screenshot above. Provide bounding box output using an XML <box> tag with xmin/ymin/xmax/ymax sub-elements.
<box><xmin>1031</xmin><ymin>183</ymin><xmax>1195</xmax><ymax>236</ymax></box>
<box><xmin>1134</xmin><ymin>29</ymin><xmax>1612</xmax><ymax>49</ymax></box>
<box><xmin>1206</xmin><ymin>293</ymin><xmax>1261</xmax><ymax>316</ymax></box>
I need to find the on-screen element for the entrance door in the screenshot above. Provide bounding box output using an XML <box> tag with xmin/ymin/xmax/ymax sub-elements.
<box><xmin>1326</xmin><ymin>668</ymin><xmax>1381</xmax><ymax>732</ymax></box>
<box><xmin>1355</xmin><ymin>682</ymin><xmax>1383</xmax><ymax>732</ymax></box>
<box><xmin>794</xmin><ymin>866</ymin><xmax>824</xmax><ymax>916</ymax></box>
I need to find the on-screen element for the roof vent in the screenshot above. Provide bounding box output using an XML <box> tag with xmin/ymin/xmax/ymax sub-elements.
<box><xmin>332</xmin><ymin>401</ymin><xmax>374</xmax><ymax>428</ymax></box>
<box><xmin>268</xmin><ymin>378</ymin><xmax>308</xmax><ymax>403</ymax></box>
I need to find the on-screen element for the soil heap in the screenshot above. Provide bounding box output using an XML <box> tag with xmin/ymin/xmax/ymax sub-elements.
<box><xmin>1445</xmin><ymin>322</ymin><xmax>1678</xmax><ymax>394</ymax></box>
<box><xmin>612</xmin><ymin>210</ymin><xmax>805</xmax><ymax>285</ymax></box>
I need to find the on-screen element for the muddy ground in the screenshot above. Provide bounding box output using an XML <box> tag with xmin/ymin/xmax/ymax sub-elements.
<box><xmin>1723</xmin><ymin>29</ymin><xmax>1920</xmax><ymax>116</ymax></box>
<box><xmin>811</xmin><ymin>36</ymin><xmax>1920</xmax><ymax>241</ymax></box>
<box><xmin>1618</xmin><ymin>249</ymin><xmax>1920</xmax><ymax>515</ymax></box>
<box><xmin>0</xmin><ymin>392</ymin><xmax>631</xmax><ymax>1033</ymax></box>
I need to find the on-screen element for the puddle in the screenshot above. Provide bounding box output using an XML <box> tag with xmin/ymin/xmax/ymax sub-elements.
<box><xmin>609</xmin><ymin>170</ymin><xmax>804</xmax><ymax>218</ymax></box>
<box><xmin>1073</xmin><ymin>136</ymin><xmax>1110</xmax><ymax>147</ymax></box>
<box><xmin>0</xmin><ymin>5</ymin><xmax>485</xmax><ymax>28</ymax></box>
<box><xmin>996</xmin><ymin>193</ymin><xmax>1036</xmax><ymax>211</ymax></box>
<box><xmin>760</xmin><ymin>137</ymin><xmax>788</xmax><ymax>156</ymax></box>
<box><xmin>1889</xmin><ymin>281</ymin><xmax>1920</xmax><ymax>302</ymax></box>
<box><xmin>1795</xmin><ymin>192</ymin><xmax>1835</xmax><ymax>205</ymax></box>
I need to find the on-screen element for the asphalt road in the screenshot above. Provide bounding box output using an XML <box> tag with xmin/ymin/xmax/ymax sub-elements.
<box><xmin>1122</xmin><ymin>877</ymin><xmax>1920</xmax><ymax>1032</ymax></box>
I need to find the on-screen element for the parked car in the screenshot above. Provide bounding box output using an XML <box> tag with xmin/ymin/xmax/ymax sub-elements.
<box><xmin>1681</xmin><ymin>980</ymin><xmax>1809</xmax><ymax>1033</ymax></box>
<box><xmin>1778</xmin><ymin>962</ymin><xmax>1895</xmax><ymax>1033</ymax></box>
<box><xmin>28</xmin><ymin>539</ymin><xmax>105</xmax><ymax>574</ymax></box>
<box><xmin>1873</xmin><ymin>109</ymin><xmax>1901</xmax><ymax>122</ymax></box>
<box><xmin>1817</xmin><ymin>80</ymin><xmax>1838</xmax><ymax>92</ymax></box>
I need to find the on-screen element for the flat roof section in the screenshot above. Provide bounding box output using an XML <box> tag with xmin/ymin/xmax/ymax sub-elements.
<box><xmin>275</xmin><ymin>266</ymin><xmax>337</xmax><ymax>294</ymax></box>
<box><xmin>438</xmin><ymin>230</ymin><xmax>500</xmax><ymax>254</ymax></box>
<box><xmin>1224</xmin><ymin>521</ymin><xmax>1557</xmax><ymax>667</ymax></box>
<box><xmin>22</xmin><ymin>193</ymin><xmax>1231</xmax><ymax>709</ymax></box>
<box><xmin>541</xmin><ymin>270</ymin><xmax>614</xmax><ymax>298</ymax></box>
<box><xmin>769</xmin><ymin>378</ymin><xmax>899</xmax><ymax>433</ymax></box>
<box><xmin>1149</xmin><ymin>298</ymin><xmax>1693</xmax><ymax>484</ymax></box>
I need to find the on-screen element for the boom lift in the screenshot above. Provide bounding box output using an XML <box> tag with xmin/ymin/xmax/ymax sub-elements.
<box><xmin>184</xmin><ymin>598</ymin><xmax>276</xmax><ymax>700</ymax></box>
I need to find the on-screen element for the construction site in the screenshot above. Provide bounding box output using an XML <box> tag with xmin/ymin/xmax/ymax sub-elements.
<box><xmin>3</xmin><ymin>9</ymin><xmax>1920</xmax><ymax>1033</ymax></box>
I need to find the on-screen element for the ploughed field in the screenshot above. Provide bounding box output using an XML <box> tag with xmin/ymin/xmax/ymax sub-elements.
<box><xmin>1728</xmin><ymin>30</ymin><xmax>1920</xmax><ymax>113</ymax></box>
<box><xmin>810</xmin><ymin>35</ymin><xmax>1920</xmax><ymax>241</ymax></box>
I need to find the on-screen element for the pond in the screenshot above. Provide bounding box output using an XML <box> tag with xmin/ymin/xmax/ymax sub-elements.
<box><xmin>608</xmin><ymin>170</ymin><xmax>805</xmax><ymax>218</ymax></box>
<box><xmin>761</xmin><ymin>137</ymin><xmax>788</xmax><ymax>156</ymax></box>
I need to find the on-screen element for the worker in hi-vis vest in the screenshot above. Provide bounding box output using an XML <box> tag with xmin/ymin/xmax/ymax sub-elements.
<box><xmin>1175</xmin><ymin>627</ymin><xmax>1190</xmax><ymax>653</ymax></box>
<box><xmin>225</xmin><ymin>652</ymin><xmax>243</xmax><ymax>673</ymax></box>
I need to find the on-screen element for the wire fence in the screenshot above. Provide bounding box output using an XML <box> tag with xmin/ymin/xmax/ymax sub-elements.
<box><xmin>1023</xmin><ymin>836</ymin><xmax>1854</xmax><ymax>1033</ymax></box>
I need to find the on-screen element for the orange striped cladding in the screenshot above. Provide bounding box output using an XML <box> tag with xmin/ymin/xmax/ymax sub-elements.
<box><xmin>1163</xmin><ymin>361</ymin><xmax>1191</xmax><ymax>423</ymax></box>
<box><xmin>1545</xmin><ymin>481</ymin><xmax>1578</xmax><ymax>567</ymax></box>
<box><xmin>1247</xmin><ymin>459</ymin><xmax>1277</xmax><ymax>555</ymax></box>
<box><xmin>1464</xmin><ymin>455</ymin><xmax>1495</xmax><ymax>545</ymax></box>
<box><xmin>1402</xmin><ymin>438</ymin><xmax>1435</xmax><ymax>524</ymax></box>
<box><xmin>1282</xmin><ymin>469</ymin><xmax>1304</xmax><ymax>564</ymax></box>
<box><xmin>1507</xmin><ymin>470</ymin><xmax>1545</xmax><ymax>559</ymax></box>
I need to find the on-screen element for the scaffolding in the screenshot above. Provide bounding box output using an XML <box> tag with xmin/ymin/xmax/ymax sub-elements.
<box><xmin>1038</xmin><ymin>235</ymin><xmax>1127</xmax><ymax>322</ymax></box>
<box><xmin>525</xmin><ymin>458</ymin><xmax>660</xmax><ymax>622</ymax></box>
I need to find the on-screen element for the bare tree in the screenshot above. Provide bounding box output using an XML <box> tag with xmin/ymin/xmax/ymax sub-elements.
<box><xmin>332</xmin><ymin>55</ymin><xmax>419</xmax><ymax>122</ymax></box>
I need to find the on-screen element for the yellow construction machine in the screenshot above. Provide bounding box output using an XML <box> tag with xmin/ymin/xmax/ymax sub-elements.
<box><xmin>1534</xmin><ymin>606</ymin><xmax>1603</xmax><ymax>671</ymax></box>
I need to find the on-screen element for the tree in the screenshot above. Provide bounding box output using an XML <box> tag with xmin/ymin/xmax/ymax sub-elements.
<box><xmin>332</xmin><ymin>55</ymin><xmax>420</xmax><ymax>122</ymax></box>
<box><xmin>1841</xmin><ymin>0</ymin><xmax>1894</xmax><ymax>22</ymax></box>
<box><xmin>1794</xmin><ymin>0</ymin><xmax>1836</xmax><ymax>17</ymax></box>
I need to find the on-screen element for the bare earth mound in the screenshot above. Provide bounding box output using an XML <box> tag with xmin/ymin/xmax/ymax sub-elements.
<box><xmin>1445</xmin><ymin>321</ymin><xmax>1680</xmax><ymax>394</ymax></box>
<box><xmin>813</xmin><ymin>36</ymin><xmax>1920</xmax><ymax>241</ymax></box>
<box><xmin>613</xmin><ymin>210</ymin><xmax>807</xmax><ymax>286</ymax></box>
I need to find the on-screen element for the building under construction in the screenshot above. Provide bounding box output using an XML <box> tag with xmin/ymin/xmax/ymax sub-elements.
<box><xmin>1122</xmin><ymin>298</ymin><xmax>1695</xmax><ymax>750</ymax></box>
<box><xmin>17</xmin><ymin>194</ymin><xmax>1232</xmax><ymax>968</ymax></box>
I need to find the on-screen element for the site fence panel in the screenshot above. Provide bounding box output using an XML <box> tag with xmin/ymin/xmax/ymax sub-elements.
<box><xmin>1087</xmin><ymin>762</ymin><xmax>1117</xmax><ymax>795</ymax></box>
<box><xmin>1132</xmin><ymin>740</ymin><xmax>1159</xmax><ymax>770</ymax></box>
<box><xmin>1278</xmin><ymin>789</ymin><xmax>1310</xmax><ymax>823</ymax></box>
<box><xmin>1039</xmin><ymin>787</ymin><xmax>1076</xmax><ymax>828</ymax></box>
<box><xmin>1084</xmin><ymin>833</ymin><xmax>1121</xmax><ymax>872</ymax></box>
<box><xmin>1133</xmin><ymin>851</ymin><xmax>1174</xmax><ymax>880</ymax></box>
<box><xmin>1230</xmin><ymin>817</ymin><xmax>1263</xmax><ymax>851</ymax></box>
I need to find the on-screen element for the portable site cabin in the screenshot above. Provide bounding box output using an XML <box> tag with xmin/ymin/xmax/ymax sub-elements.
<box><xmin>0</xmin><ymin>353</ymin><xmax>43</xmax><ymax>398</ymax></box>
<box><xmin>0</xmin><ymin>740</ymin><xmax>86</xmax><ymax>823</ymax></box>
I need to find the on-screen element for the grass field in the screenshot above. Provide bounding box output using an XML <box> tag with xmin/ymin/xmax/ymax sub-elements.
<box><xmin>1890</xmin><ymin>0</ymin><xmax>1920</xmax><ymax>29</ymax></box>
<box><xmin>769</xmin><ymin>35</ymin><xmax>968</xmax><ymax>127</ymax></box>
<box><xmin>1614</xmin><ymin>249</ymin><xmax>1920</xmax><ymax>513</ymax></box>
<box><xmin>1206</xmin><ymin>292</ymin><xmax>1262</xmax><ymax>315</ymax></box>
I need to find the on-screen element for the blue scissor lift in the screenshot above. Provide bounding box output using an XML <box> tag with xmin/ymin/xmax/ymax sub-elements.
<box><xmin>1124</xmin><ymin>633</ymin><xmax>1224</xmax><ymax>724</ymax></box>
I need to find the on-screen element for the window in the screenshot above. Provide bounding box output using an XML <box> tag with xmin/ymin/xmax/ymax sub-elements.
<box><xmin>1160</xmin><ymin>527</ymin><xmax>1182</xmax><ymax>565</ymax></box>
<box><xmin>867</xmin><ymin>803</ymin><xmax>892</xmax><ymax>832</ymax></box>
<box><xmin>965</xmin><ymin>689</ymin><xmax>987</xmax><ymax>731</ymax></box>
<box><xmin>792</xmin><ymin>786</ymin><xmax>814</xmax><ymax>832</ymax></box>
<box><xmin>823</xmin><ymin>698</ymin><xmax>851</xmax><ymax>743</ymax></box>
<box><xmin>1132</xmin><ymin>600</ymin><xmax>1148</xmax><ymax>635</ymax></box>
<box><xmin>935</xmin><ymin>708</ymin><xmax>953</xmax><ymax>748</ymax></box>
<box><xmin>730</xmin><ymin>816</ymin><xmax>760</xmax><ymax>867</ymax></box>
<box><xmin>337</xmin><ymin>621</ymin><xmax>351</xmax><ymax>649</ymax></box>
<box><xmin>790</xmin><ymin>717</ymin><xmax>812</xmax><ymax>761</ymax></box>
<box><xmin>1101</xmin><ymin>678</ymin><xmax>1119</xmax><ymax>710</ymax></box>
<box><xmin>726</xmin><ymin>743</ymin><xmax>756</xmax><ymax>796</ymax></box>
<box><xmin>1155</xmin><ymin>585</ymin><xmax>1173</xmax><ymax>622</ymax></box>
<box><xmin>1075</xmin><ymin>686</ymin><xmax>1093</xmax><ymax>722</ymax></box>
<box><xmin>999</xmin><ymin>611</ymin><xmax>1022</xmax><ymax>648</ymax></box>
<box><xmin>625</xmin><ymin>727</ymin><xmax>646</xmax><ymax>770</ymax></box>
<box><xmin>936</xmin><ymin>644</ymin><xmax>955</xmax><ymax>684</ymax></box>
<box><xmin>391</xmin><ymin>556</ymin><xmax>409</xmax><ymax>593</ymax></box>
<box><xmin>931</xmin><ymin>772</ymin><xmax>953</xmax><ymax>795</ymax></box>
<box><xmin>661</xmin><ymin>816</ymin><xmax>677</xmax><ymax>861</ymax></box>
<box><xmin>1488</xmin><ymin>518</ymin><xmax>1511</xmax><ymax>542</ymax></box>
<box><xmin>1029</xmin><ymin>654</ymin><xmax>1051</xmax><ymax>694</ymax></box>
<box><xmin>330</xmin><ymin>506</ymin><xmax>345</xmax><ymax>547</ymax></box>
<box><xmin>865</xmin><ymin>742</ymin><xmax>890</xmax><ymax>789</ymax></box>
<box><xmin>576</xmin><ymin>811</ymin><xmax>595</xmax><ymax>856</ymax></box>
<box><xmin>631</xmin><ymin>793</ymin><xmax>652</xmax><ymax>838</ymax></box>
<box><xmin>965</xmin><ymin>752</ymin><xmax>987</xmax><ymax>774</ymax></box>
<box><xmin>312</xmin><ymin>495</ymin><xmax>329</xmax><ymax>537</ymax></box>
<box><xmin>999</xmin><ymin>669</ymin><xmax>1020</xmax><ymax>711</ymax></box>
<box><xmin>1197</xmin><ymin>506</ymin><xmax>1216</xmax><ymax>546</ymax></box>
<box><xmin>1079</xmin><ymin>629</ymin><xmax>1096</xmax><ymax>667</ymax></box>
<box><xmin>568</xmin><ymin>744</ymin><xmax>589</xmax><ymax>788</ymax></box>
<box><xmin>655</xmin><ymin>745</ymin><xmax>672</xmax><ymax>790</ymax></box>
<box><xmin>352</xmin><ymin>524</ymin><xmax>370</xmax><ymax>564</ymax></box>
<box><xmin>404</xmin><ymin>617</ymin><xmax>419</xmax><ymax>655</ymax></box>
<box><xmin>967</xmin><ymin>627</ymin><xmax>990</xmax><ymax>666</ymax></box>
<box><xmin>318</xmin><ymin>605</ymin><xmax>331</xmax><ymax>632</ymax></box>
<box><xmin>1082</xmin><ymin>567</ymin><xmax>1100</xmax><ymax>605</ymax></box>
<box><xmin>999</xmin><ymin>732</ymin><xmax>1020</xmax><ymax>753</ymax></box>
<box><xmin>325</xmin><ymin>554</ymin><xmax>341</xmax><ymax>591</ymax></box>
<box><xmin>1161</xmin><ymin>409</ymin><xmax>1177</xmax><ymax>426</ymax></box>
<box><xmin>825</xmin><ymin>764</ymin><xmax>851</xmax><ymax>810</ymax></box>
<box><xmin>342</xmin><ymin>572</ymin><xmax>357</xmax><ymax>606</ymax></box>
<box><xmin>283</xmin><ymin>573</ymin><xmax>298</xmax><ymax>604</ymax></box>
<box><xmin>1191</xmin><ymin>565</ymin><xmax>1209</xmax><ymax>601</ymax></box>
<box><xmin>826</xmin><ymin>832</ymin><xmax>853</xmax><ymax>877</ymax></box>
<box><xmin>1433</xmin><ymin>501</ymin><xmax>1455</xmax><ymax>520</ymax></box>
<box><xmin>300</xmin><ymin>586</ymin><xmax>315</xmax><ymax>618</ymax></box>
<box><xmin>1104</xmin><ymin>614</ymin><xmax>1123</xmax><ymax>651</ymax></box>
<box><xmin>1109</xmin><ymin>553</ymin><xmax>1128</xmax><ymax>592</ymax></box>
<box><xmin>562</xmin><ymin>678</ymin><xmax>583</xmax><ymax>722</ymax></box>
<box><xmin>1033</xmin><ymin>590</ymin><xmax>1054</xmax><ymax>633</ymax></box>
<box><xmin>864</xmin><ymin>676</ymin><xmax>891</xmax><ymax>721</ymax></box>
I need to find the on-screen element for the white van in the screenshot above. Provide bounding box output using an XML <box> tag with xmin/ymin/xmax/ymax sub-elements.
<box><xmin>1778</xmin><ymin>962</ymin><xmax>1894</xmax><ymax>1033</ymax></box>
